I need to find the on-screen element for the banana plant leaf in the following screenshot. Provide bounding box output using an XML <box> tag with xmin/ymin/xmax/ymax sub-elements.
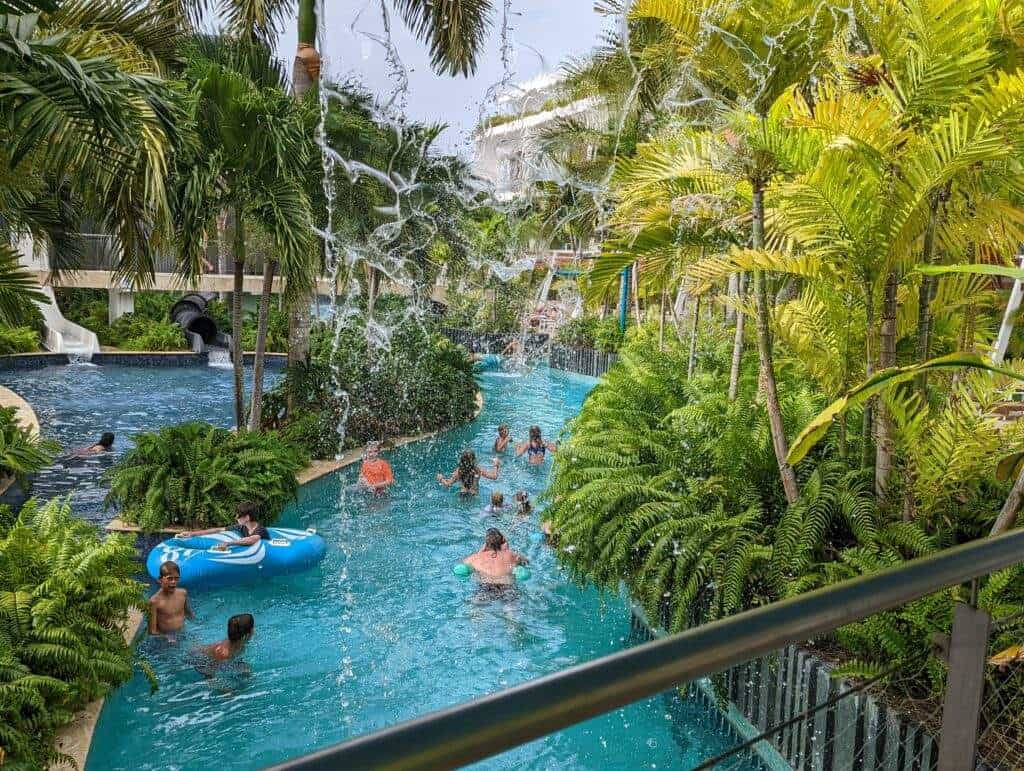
<box><xmin>917</xmin><ymin>263</ymin><xmax>1024</xmax><ymax>281</ymax></box>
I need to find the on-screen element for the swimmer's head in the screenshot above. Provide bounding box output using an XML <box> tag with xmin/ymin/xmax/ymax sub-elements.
<box><xmin>490</xmin><ymin>490</ymin><xmax>504</xmax><ymax>507</ymax></box>
<box><xmin>158</xmin><ymin>560</ymin><xmax>180</xmax><ymax>589</ymax></box>
<box><xmin>497</xmin><ymin>424</ymin><xmax>509</xmax><ymax>437</ymax></box>
<box><xmin>484</xmin><ymin>528</ymin><xmax>506</xmax><ymax>552</ymax></box>
<box><xmin>235</xmin><ymin>501</ymin><xmax>259</xmax><ymax>525</ymax></box>
<box><xmin>227</xmin><ymin>613</ymin><xmax>255</xmax><ymax>642</ymax></box>
<box><xmin>529</xmin><ymin>425</ymin><xmax>542</xmax><ymax>442</ymax></box>
<box><xmin>98</xmin><ymin>432</ymin><xmax>115</xmax><ymax>449</ymax></box>
<box><xmin>364</xmin><ymin>441</ymin><xmax>380</xmax><ymax>459</ymax></box>
<box><xmin>515</xmin><ymin>490</ymin><xmax>532</xmax><ymax>514</ymax></box>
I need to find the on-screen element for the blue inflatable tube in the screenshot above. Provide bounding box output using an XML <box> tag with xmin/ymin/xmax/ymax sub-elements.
<box><xmin>146</xmin><ymin>528</ymin><xmax>326</xmax><ymax>589</ymax></box>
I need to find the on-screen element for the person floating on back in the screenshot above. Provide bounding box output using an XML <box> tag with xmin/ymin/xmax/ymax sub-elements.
<box><xmin>462</xmin><ymin>528</ymin><xmax>528</xmax><ymax>584</ymax></box>
<box><xmin>357</xmin><ymin>441</ymin><xmax>395</xmax><ymax>496</ymax></box>
<box><xmin>148</xmin><ymin>561</ymin><xmax>194</xmax><ymax>637</ymax></box>
<box><xmin>437</xmin><ymin>450</ymin><xmax>499</xmax><ymax>495</ymax></box>
<box><xmin>71</xmin><ymin>432</ymin><xmax>115</xmax><ymax>457</ymax></box>
<box><xmin>516</xmin><ymin>425</ymin><xmax>557</xmax><ymax>464</ymax></box>
<box><xmin>484</xmin><ymin>490</ymin><xmax>506</xmax><ymax>514</ymax></box>
<box><xmin>176</xmin><ymin>501</ymin><xmax>270</xmax><ymax>551</ymax></box>
<box><xmin>493</xmin><ymin>424</ymin><xmax>511</xmax><ymax>453</ymax></box>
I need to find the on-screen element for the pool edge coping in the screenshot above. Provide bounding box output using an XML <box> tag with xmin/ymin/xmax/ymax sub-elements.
<box><xmin>55</xmin><ymin>389</ymin><xmax>484</xmax><ymax>771</ymax></box>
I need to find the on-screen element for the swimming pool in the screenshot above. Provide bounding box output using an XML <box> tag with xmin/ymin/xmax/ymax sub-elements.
<box><xmin>0</xmin><ymin>361</ymin><xmax>277</xmax><ymax>523</ymax></box>
<box><xmin>6</xmin><ymin>363</ymin><xmax>755</xmax><ymax>770</ymax></box>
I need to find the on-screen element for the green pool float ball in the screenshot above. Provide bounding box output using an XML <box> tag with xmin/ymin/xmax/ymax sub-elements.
<box><xmin>513</xmin><ymin>565</ymin><xmax>531</xmax><ymax>581</ymax></box>
<box><xmin>452</xmin><ymin>563</ymin><xmax>472</xmax><ymax>577</ymax></box>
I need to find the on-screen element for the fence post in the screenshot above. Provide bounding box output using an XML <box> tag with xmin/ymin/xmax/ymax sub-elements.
<box><xmin>937</xmin><ymin>602</ymin><xmax>991</xmax><ymax>771</ymax></box>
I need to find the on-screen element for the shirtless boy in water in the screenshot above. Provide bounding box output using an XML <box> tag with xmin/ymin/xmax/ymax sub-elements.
<box><xmin>463</xmin><ymin>528</ymin><xmax>528</xmax><ymax>584</ymax></box>
<box><xmin>194</xmin><ymin>614</ymin><xmax>255</xmax><ymax>679</ymax></box>
<box><xmin>148</xmin><ymin>561</ymin><xmax>194</xmax><ymax>636</ymax></box>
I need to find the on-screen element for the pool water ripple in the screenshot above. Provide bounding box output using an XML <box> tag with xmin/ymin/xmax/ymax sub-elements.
<box><xmin>5</xmin><ymin>363</ymin><xmax>754</xmax><ymax>770</ymax></box>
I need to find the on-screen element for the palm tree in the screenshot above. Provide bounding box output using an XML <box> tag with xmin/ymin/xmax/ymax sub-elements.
<box><xmin>286</xmin><ymin>0</ymin><xmax>497</xmax><ymax>373</ymax></box>
<box><xmin>175</xmin><ymin>39</ymin><xmax>314</xmax><ymax>429</ymax></box>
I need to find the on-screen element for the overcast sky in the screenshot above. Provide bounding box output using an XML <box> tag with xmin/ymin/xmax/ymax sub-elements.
<box><xmin>275</xmin><ymin>2</ymin><xmax>613</xmax><ymax>155</ymax></box>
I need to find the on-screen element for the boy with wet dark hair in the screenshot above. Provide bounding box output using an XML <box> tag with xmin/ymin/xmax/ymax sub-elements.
<box><xmin>148</xmin><ymin>561</ymin><xmax>194</xmax><ymax>636</ymax></box>
<box><xmin>199</xmin><ymin>614</ymin><xmax>255</xmax><ymax>664</ymax></box>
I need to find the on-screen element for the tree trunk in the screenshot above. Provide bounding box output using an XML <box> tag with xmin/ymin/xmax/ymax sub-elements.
<box><xmin>367</xmin><ymin>265</ymin><xmax>381</xmax><ymax>317</ymax></box>
<box><xmin>631</xmin><ymin>263</ymin><xmax>642</xmax><ymax>326</ymax></box>
<box><xmin>248</xmin><ymin>259</ymin><xmax>277</xmax><ymax>431</ymax></box>
<box><xmin>861</xmin><ymin>281</ymin><xmax>875</xmax><ymax>470</ymax></box>
<box><xmin>751</xmin><ymin>181</ymin><xmax>799</xmax><ymax>503</ymax></box>
<box><xmin>232</xmin><ymin>213</ymin><xmax>247</xmax><ymax>430</ymax></box>
<box><xmin>992</xmin><ymin>249</ymin><xmax>1024</xmax><ymax>365</ymax></box>
<box><xmin>287</xmin><ymin>0</ymin><xmax>321</xmax><ymax>392</ymax></box>
<box><xmin>217</xmin><ymin>209</ymin><xmax>232</xmax><ymax>301</ymax></box>
<box><xmin>728</xmin><ymin>272</ymin><xmax>746</xmax><ymax>401</ymax></box>
<box><xmin>658</xmin><ymin>287</ymin><xmax>666</xmax><ymax>350</ymax></box>
<box><xmin>874</xmin><ymin>270</ymin><xmax>898</xmax><ymax>502</ymax></box>
<box><xmin>688</xmin><ymin>295</ymin><xmax>701</xmax><ymax>378</ymax></box>
<box><xmin>725</xmin><ymin>274</ymin><xmax>737</xmax><ymax>323</ymax></box>
<box><xmin>913</xmin><ymin>194</ymin><xmax>942</xmax><ymax>392</ymax></box>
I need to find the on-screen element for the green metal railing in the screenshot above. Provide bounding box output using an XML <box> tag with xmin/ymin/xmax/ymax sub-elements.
<box><xmin>267</xmin><ymin>529</ymin><xmax>1024</xmax><ymax>771</ymax></box>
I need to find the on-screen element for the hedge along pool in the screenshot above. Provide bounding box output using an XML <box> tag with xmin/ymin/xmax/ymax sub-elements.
<box><xmin>5</xmin><ymin>363</ymin><xmax>756</xmax><ymax>770</ymax></box>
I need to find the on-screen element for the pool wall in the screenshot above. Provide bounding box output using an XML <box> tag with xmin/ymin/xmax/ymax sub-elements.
<box><xmin>441</xmin><ymin>327</ymin><xmax>620</xmax><ymax>379</ymax></box>
<box><xmin>0</xmin><ymin>351</ymin><xmax>288</xmax><ymax>370</ymax></box>
<box><xmin>629</xmin><ymin>603</ymin><xmax>939</xmax><ymax>771</ymax></box>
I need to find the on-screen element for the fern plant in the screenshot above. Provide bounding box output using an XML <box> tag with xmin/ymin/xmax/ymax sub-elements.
<box><xmin>104</xmin><ymin>422</ymin><xmax>307</xmax><ymax>531</ymax></box>
<box><xmin>0</xmin><ymin>406</ymin><xmax>58</xmax><ymax>490</ymax></box>
<box><xmin>0</xmin><ymin>499</ymin><xmax>144</xmax><ymax>769</ymax></box>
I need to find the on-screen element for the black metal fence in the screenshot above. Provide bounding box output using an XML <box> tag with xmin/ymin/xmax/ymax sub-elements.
<box><xmin>440</xmin><ymin>328</ymin><xmax>620</xmax><ymax>378</ymax></box>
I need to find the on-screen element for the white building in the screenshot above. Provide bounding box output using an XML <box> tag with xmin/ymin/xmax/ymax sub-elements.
<box><xmin>472</xmin><ymin>73</ymin><xmax>604</xmax><ymax>201</ymax></box>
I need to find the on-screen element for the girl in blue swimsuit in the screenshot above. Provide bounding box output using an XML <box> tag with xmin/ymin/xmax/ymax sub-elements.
<box><xmin>516</xmin><ymin>425</ymin><xmax>557</xmax><ymax>464</ymax></box>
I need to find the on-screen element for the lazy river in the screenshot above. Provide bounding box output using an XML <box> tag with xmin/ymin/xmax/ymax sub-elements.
<box><xmin>3</xmin><ymin>362</ymin><xmax>757</xmax><ymax>770</ymax></box>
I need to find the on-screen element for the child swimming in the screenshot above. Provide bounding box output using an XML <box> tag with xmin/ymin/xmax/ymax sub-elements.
<box><xmin>514</xmin><ymin>490</ymin><xmax>532</xmax><ymax>516</ymax></box>
<box><xmin>194</xmin><ymin>613</ymin><xmax>255</xmax><ymax>678</ymax></box>
<box><xmin>484</xmin><ymin>490</ymin><xmax>506</xmax><ymax>514</ymax></box>
<box><xmin>493</xmin><ymin>424</ymin><xmax>511</xmax><ymax>453</ymax></box>
<box><xmin>148</xmin><ymin>561</ymin><xmax>194</xmax><ymax>637</ymax></box>
<box><xmin>437</xmin><ymin>450</ymin><xmax>500</xmax><ymax>494</ymax></box>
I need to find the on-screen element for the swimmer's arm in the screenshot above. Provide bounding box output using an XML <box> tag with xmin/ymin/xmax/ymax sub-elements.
<box><xmin>514</xmin><ymin>552</ymin><xmax>529</xmax><ymax>565</ymax></box>
<box><xmin>147</xmin><ymin>598</ymin><xmax>159</xmax><ymax>635</ymax></box>
<box><xmin>215</xmin><ymin>534</ymin><xmax>259</xmax><ymax>550</ymax></box>
<box><xmin>184</xmin><ymin>591</ymin><xmax>195</xmax><ymax>620</ymax></box>
<box><xmin>478</xmin><ymin>462</ymin><xmax>500</xmax><ymax>481</ymax></box>
<box><xmin>437</xmin><ymin>469</ymin><xmax>457</xmax><ymax>487</ymax></box>
<box><xmin>514</xmin><ymin>441</ymin><xmax>528</xmax><ymax>457</ymax></box>
<box><xmin>546</xmin><ymin>441</ymin><xmax>558</xmax><ymax>452</ymax></box>
<box><xmin>177</xmin><ymin>526</ymin><xmax>225</xmax><ymax>538</ymax></box>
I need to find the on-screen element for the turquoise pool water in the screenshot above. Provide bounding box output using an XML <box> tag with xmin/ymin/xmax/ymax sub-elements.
<box><xmin>8</xmin><ymin>363</ymin><xmax>754</xmax><ymax>770</ymax></box>
<box><xmin>0</xmin><ymin>362</ymin><xmax>276</xmax><ymax>523</ymax></box>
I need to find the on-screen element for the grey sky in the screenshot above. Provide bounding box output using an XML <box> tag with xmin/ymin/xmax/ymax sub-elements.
<box><xmin>276</xmin><ymin>2</ymin><xmax>613</xmax><ymax>155</ymax></box>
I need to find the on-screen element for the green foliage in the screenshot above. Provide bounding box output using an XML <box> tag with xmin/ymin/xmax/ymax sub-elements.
<box><xmin>264</xmin><ymin>304</ymin><xmax>478</xmax><ymax>458</ymax></box>
<box><xmin>0</xmin><ymin>407</ymin><xmax>58</xmax><ymax>489</ymax></box>
<box><xmin>240</xmin><ymin>303</ymin><xmax>289</xmax><ymax>351</ymax></box>
<box><xmin>104</xmin><ymin>423</ymin><xmax>307</xmax><ymax>532</ymax></box>
<box><xmin>554</xmin><ymin>315</ymin><xmax>626</xmax><ymax>352</ymax></box>
<box><xmin>0</xmin><ymin>499</ymin><xmax>144</xmax><ymax>769</ymax></box>
<box><xmin>0</xmin><ymin>326</ymin><xmax>40</xmax><ymax>355</ymax></box>
<box><xmin>55</xmin><ymin>289</ymin><xmax>187</xmax><ymax>350</ymax></box>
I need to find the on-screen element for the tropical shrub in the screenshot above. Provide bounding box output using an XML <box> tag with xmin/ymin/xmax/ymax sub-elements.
<box><xmin>0</xmin><ymin>326</ymin><xmax>40</xmax><ymax>354</ymax></box>
<box><xmin>263</xmin><ymin>307</ymin><xmax>478</xmax><ymax>457</ymax></box>
<box><xmin>0</xmin><ymin>499</ymin><xmax>144</xmax><ymax>769</ymax></box>
<box><xmin>55</xmin><ymin>289</ymin><xmax>188</xmax><ymax>350</ymax></box>
<box><xmin>104</xmin><ymin>422</ymin><xmax>307</xmax><ymax>532</ymax></box>
<box><xmin>0</xmin><ymin>407</ymin><xmax>58</xmax><ymax>490</ymax></box>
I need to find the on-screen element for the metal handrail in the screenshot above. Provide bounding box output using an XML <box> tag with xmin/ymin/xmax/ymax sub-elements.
<box><xmin>267</xmin><ymin>529</ymin><xmax>1024</xmax><ymax>771</ymax></box>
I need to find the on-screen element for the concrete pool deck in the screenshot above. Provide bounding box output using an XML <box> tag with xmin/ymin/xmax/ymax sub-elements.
<box><xmin>53</xmin><ymin>391</ymin><xmax>483</xmax><ymax>770</ymax></box>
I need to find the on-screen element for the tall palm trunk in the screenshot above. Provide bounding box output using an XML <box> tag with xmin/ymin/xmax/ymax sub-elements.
<box><xmin>751</xmin><ymin>180</ymin><xmax>799</xmax><ymax>503</ymax></box>
<box><xmin>248</xmin><ymin>259</ymin><xmax>277</xmax><ymax>431</ymax></box>
<box><xmin>232</xmin><ymin>211</ymin><xmax>246</xmax><ymax>430</ymax></box>
<box><xmin>874</xmin><ymin>270</ymin><xmax>898</xmax><ymax>502</ymax></box>
<box><xmin>658</xmin><ymin>287</ymin><xmax>666</xmax><ymax>350</ymax></box>
<box><xmin>861</xmin><ymin>281</ymin><xmax>875</xmax><ymax>470</ymax></box>
<box><xmin>287</xmin><ymin>0</ymin><xmax>321</xmax><ymax>390</ymax></box>
<box><xmin>687</xmin><ymin>295</ymin><xmax>701</xmax><ymax>378</ymax></box>
<box><xmin>217</xmin><ymin>209</ymin><xmax>232</xmax><ymax>301</ymax></box>
<box><xmin>728</xmin><ymin>272</ymin><xmax>746</xmax><ymax>401</ymax></box>
<box><xmin>913</xmin><ymin>193</ymin><xmax>942</xmax><ymax>392</ymax></box>
<box><xmin>991</xmin><ymin>249</ymin><xmax>1024</xmax><ymax>535</ymax></box>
